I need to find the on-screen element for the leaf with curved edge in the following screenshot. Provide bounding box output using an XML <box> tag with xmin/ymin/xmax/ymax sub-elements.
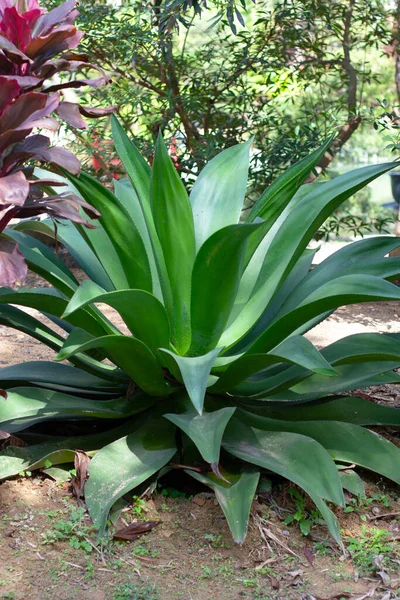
<box><xmin>0</xmin><ymin>287</ymin><xmax>115</xmax><ymax>338</ymax></box>
<box><xmin>85</xmin><ymin>417</ymin><xmax>176</xmax><ymax>534</ymax></box>
<box><xmin>289</xmin><ymin>361</ymin><xmax>400</xmax><ymax>400</ymax></box>
<box><xmin>0</xmin><ymin>419</ymin><xmax>148</xmax><ymax>480</ymax></box>
<box><xmin>278</xmin><ymin>236</ymin><xmax>400</xmax><ymax>317</ymax></box>
<box><xmin>0</xmin><ymin>387</ymin><xmax>142</xmax><ymax>434</ymax></box>
<box><xmin>235</xmin><ymin>360</ymin><xmax>400</xmax><ymax>401</ymax></box>
<box><xmin>0</xmin><ymin>304</ymin><xmax>64</xmax><ymax>352</ymax></box>
<box><xmin>245</xmin><ymin>395</ymin><xmax>400</xmax><ymax>426</ymax></box>
<box><xmin>5</xmin><ymin>229</ymin><xmax>78</xmax><ymax>297</ymax></box>
<box><xmin>231</xmin><ymin>247</ymin><xmax>317</xmax><ymax>352</ymax></box>
<box><xmin>242</xmin><ymin>275</ymin><xmax>400</xmax><ymax>357</ymax></box>
<box><xmin>236</xmin><ymin>411</ymin><xmax>400</xmax><ymax>486</ymax></box>
<box><xmin>339</xmin><ymin>470</ymin><xmax>365</xmax><ymax>498</ymax></box>
<box><xmin>57</xmin><ymin>333</ymin><xmax>170</xmax><ymax>397</ymax></box>
<box><xmin>65</xmin><ymin>170</ymin><xmax>152</xmax><ymax>293</ymax></box>
<box><xmin>247</xmin><ymin>138</ymin><xmax>332</xmax><ymax>223</ymax></box>
<box><xmin>190</xmin><ymin>223</ymin><xmax>260</xmax><ymax>356</ymax></box>
<box><xmin>186</xmin><ymin>467</ymin><xmax>259</xmax><ymax>543</ymax></box>
<box><xmin>190</xmin><ymin>140</ymin><xmax>251</xmax><ymax>251</ymax></box>
<box><xmin>55</xmin><ymin>220</ymin><xmax>114</xmax><ymax>291</ymax></box>
<box><xmin>221</xmin><ymin>162</ymin><xmax>398</xmax><ymax>348</ymax></box>
<box><xmin>322</xmin><ymin>333</ymin><xmax>400</xmax><ymax>366</ymax></box>
<box><xmin>0</xmin><ymin>362</ymin><xmax>126</xmax><ymax>394</ymax></box>
<box><xmin>114</xmin><ymin>178</ymin><xmax>162</xmax><ymax>301</ymax></box>
<box><xmin>161</xmin><ymin>348</ymin><xmax>221</xmax><ymax>414</ymax></box>
<box><xmin>151</xmin><ymin>134</ymin><xmax>195</xmax><ymax>353</ymax></box>
<box><xmin>32</xmin><ymin>168</ymin><xmax>119</xmax><ymax>291</ymax></box>
<box><xmin>111</xmin><ymin>115</ymin><xmax>151</xmax><ymax>212</ymax></box>
<box><xmin>212</xmin><ymin>336</ymin><xmax>337</xmax><ymax>392</ymax></box>
<box><xmin>111</xmin><ymin>117</ymin><xmax>171</xmax><ymax>318</ymax></box>
<box><xmin>63</xmin><ymin>280</ymin><xmax>170</xmax><ymax>354</ymax></box>
<box><xmin>164</xmin><ymin>401</ymin><xmax>235</xmax><ymax>467</ymax></box>
<box><xmin>223</xmin><ymin>419</ymin><xmax>343</xmax><ymax>543</ymax></box>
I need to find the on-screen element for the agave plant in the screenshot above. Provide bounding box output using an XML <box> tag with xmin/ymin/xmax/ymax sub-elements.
<box><xmin>2</xmin><ymin>116</ymin><xmax>400</xmax><ymax>544</ymax></box>
<box><xmin>0</xmin><ymin>0</ymin><xmax>114</xmax><ymax>285</ymax></box>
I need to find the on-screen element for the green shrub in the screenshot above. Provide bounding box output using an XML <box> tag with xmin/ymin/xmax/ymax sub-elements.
<box><xmin>2</xmin><ymin>118</ymin><xmax>400</xmax><ymax>545</ymax></box>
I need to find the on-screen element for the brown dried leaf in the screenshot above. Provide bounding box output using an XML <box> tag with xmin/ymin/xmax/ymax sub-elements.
<box><xmin>304</xmin><ymin>545</ymin><xmax>314</xmax><ymax>566</ymax></box>
<box><xmin>269</xmin><ymin>574</ymin><xmax>280</xmax><ymax>590</ymax></box>
<box><xmin>113</xmin><ymin>521</ymin><xmax>160</xmax><ymax>542</ymax></box>
<box><xmin>70</xmin><ymin>450</ymin><xmax>90</xmax><ymax>500</ymax></box>
<box><xmin>0</xmin><ymin>390</ymin><xmax>7</xmax><ymax>399</ymax></box>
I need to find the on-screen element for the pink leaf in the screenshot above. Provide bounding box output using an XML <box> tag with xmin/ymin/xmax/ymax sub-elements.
<box><xmin>0</xmin><ymin>238</ymin><xmax>27</xmax><ymax>287</ymax></box>
<box><xmin>0</xmin><ymin>171</ymin><xmax>29</xmax><ymax>207</ymax></box>
<box><xmin>56</xmin><ymin>101</ymin><xmax>87</xmax><ymax>129</ymax></box>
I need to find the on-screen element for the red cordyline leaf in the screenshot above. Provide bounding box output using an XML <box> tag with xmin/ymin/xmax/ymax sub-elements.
<box><xmin>0</xmin><ymin>237</ymin><xmax>27</xmax><ymax>286</ymax></box>
<box><xmin>0</xmin><ymin>171</ymin><xmax>29</xmax><ymax>206</ymax></box>
<box><xmin>0</xmin><ymin>0</ymin><xmax>114</xmax><ymax>287</ymax></box>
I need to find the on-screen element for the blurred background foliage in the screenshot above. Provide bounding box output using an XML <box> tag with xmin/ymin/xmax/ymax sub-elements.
<box><xmin>45</xmin><ymin>0</ymin><xmax>400</xmax><ymax>237</ymax></box>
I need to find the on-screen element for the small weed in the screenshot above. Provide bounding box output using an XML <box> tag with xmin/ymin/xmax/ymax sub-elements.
<box><xmin>284</xmin><ymin>488</ymin><xmax>323</xmax><ymax>536</ymax></box>
<box><xmin>314</xmin><ymin>540</ymin><xmax>334</xmax><ymax>556</ymax></box>
<box><xmin>112</xmin><ymin>581</ymin><xmax>159</xmax><ymax>600</ymax></box>
<box><xmin>200</xmin><ymin>565</ymin><xmax>212</xmax><ymax>578</ymax></box>
<box><xmin>41</xmin><ymin>507</ymin><xmax>94</xmax><ymax>554</ymax></box>
<box><xmin>202</xmin><ymin>533</ymin><xmax>229</xmax><ymax>549</ymax></box>
<box><xmin>346</xmin><ymin>526</ymin><xmax>398</xmax><ymax>574</ymax></box>
<box><xmin>131</xmin><ymin>496</ymin><xmax>147</xmax><ymax>519</ymax></box>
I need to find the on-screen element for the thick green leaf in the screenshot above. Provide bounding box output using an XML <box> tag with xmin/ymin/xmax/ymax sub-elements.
<box><xmin>236</xmin><ymin>411</ymin><xmax>400</xmax><ymax>486</ymax></box>
<box><xmin>112</xmin><ymin>117</ymin><xmax>171</xmax><ymax>313</ymax></box>
<box><xmin>57</xmin><ymin>333</ymin><xmax>170</xmax><ymax>397</ymax></box>
<box><xmin>212</xmin><ymin>336</ymin><xmax>337</xmax><ymax>392</ymax></box>
<box><xmin>0</xmin><ymin>362</ymin><xmax>125</xmax><ymax>394</ymax></box>
<box><xmin>151</xmin><ymin>134</ymin><xmax>196</xmax><ymax>353</ymax></box>
<box><xmin>186</xmin><ymin>467</ymin><xmax>259</xmax><ymax>543</ymax></box>
<box><xmin>243</xmin><ymin>275</ymin><xmax>400</xmax><ymax>356</ymax></box>
<box><xmin>65</xmin><ymin>170</ymin><xmax>152</xmax><ymax>293</ymax></box>
<box><xmin>190</xmin><ymin>223</ymin><xmax>260</xmax><ymax>355</ymax></box>
<box><xmin>111</xmin><ymin>115</ymin><xmax>151</xmax><ymax>212</ymax></box>
<box><xmin>64</xmin><ymin>280</ymin><xmax>170</xmax><ymax>354</ymax></box>
<box><xmin>114</xmin><ymin>178</ymin><xmax>162</xmax><ymax>301</ymax></box>
<box><xmin>223</xmin><ymin>419</ymin><xmax>343</xmax><ymax>542</ymax></box>
<box><xmin>0</xmin><ymin>306</ymin><xmax>122</xmax><ymax>381</ymax></box>
<box><xmin>5</xmin><ymin>229</ymin><xmax>79</xmax><ymax>297</ymax></box>
<box><xmin>279</xmin><ymin>236</ymin><xmax>400</xmax><ymax>317</ymax></box>
<box><xmin>246</xmin><ymin>395</ymin><xmax>400</xmax><ymax>426</ymax></box>
<box><xmin>0</xmin><ymin>287</ymin><xmax>115</xmax><ymax>338</ymax></box>
<box><xmin>339</xmin><ymin>470</ymin><xmax>365</xmax><ymax>498</ymax></box>
<box><xmin>0</xmin><ymin>419</ymin><xmax>146</xmax><ymax>480</ymax></box>
<box><xmin>55</xmin><ymin>220</ymin><xmax>114</xmax><ymax>291</ymax></box>
<box><xmin>0</xmin><ymin>387</ymin><xmax>141</xmax><ymax>433</ymax></box>
<box><xmin>164</xmin><ymin>403</ymin><xmax>235</xmax><ymax>465</ymax></box>
<box><xmin>232</xmin><ymin>247</ymin><xmax>317</xmax><ymax>349</ymax></box>
<box><xmin>190</xmin><ymin>141</ymin><xmax>251</xmax><ymax>250</ymax></box>
<box><xmin>247</xmin><ymin>138</ymin><xmax>332</xmax><ymax>223</ymax></box>
<box><xmin>0</xmin><ymin>304</ymin><xmax>64</xmax><ymax>352</ymax></box>
<box><xmin>85</xmin><ymin>417</ymin><xmax>176</xmax><ymax>534</ymax></box>
<box><xmin>161</xmin><ymin>348</ymin><xmax>221</xmax><ymax>414</ymax></box>
<box><xmin>221</xmin><ymin>162</ymin><xmax>397</xmax><ymax>347</ymax></box>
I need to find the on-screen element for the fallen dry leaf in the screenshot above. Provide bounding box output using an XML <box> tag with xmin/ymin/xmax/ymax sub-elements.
<box><xmin>304</xmin><ymin>545</ymin><xmax>314</xmax><ymax>566</ymax></box>
<box><xmin>70</xmin><ymin>450</ymin><xmax>90</xmax><ymax>500</ymax></box>
<box><xmin>0</xmin><ymin>390</ymin><xmax>7</xmax><ymax>399</ymax></box>
<box><xmin>113</xmin><ymin>521</ymin><xmax>160</xmax><ymax>541</ymax></box>
<box><xmin>0</xmin><ymin>430</ymin><xmax>26</xmax><ymax>449</ymax></box>
<box><xmin>269</xmin><ymin>574</ymin><xmax>280</xmax><ymax>590</ymax></box>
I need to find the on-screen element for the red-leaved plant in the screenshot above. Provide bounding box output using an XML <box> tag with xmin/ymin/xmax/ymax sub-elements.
<box><xmin>0</xmin><ymin>0</ymin><xmax>114</xmax><ymax>286</ymax></box>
